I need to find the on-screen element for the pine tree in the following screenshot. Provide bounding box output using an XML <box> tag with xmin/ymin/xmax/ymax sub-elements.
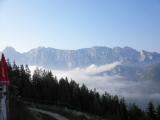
<box><xmin>69</xmin><ymin>80</ymin><xmax>81</xmax><ymax>110</ymax></box>
<box><xmin>80</xmin><ymin>84</ymin><xmax>89</xmax><ymax>112</ymax></box>
<box><xmin>147</xmin><ymin>102</ymin><xmax>156</xmax><ymax>120</ymax></box>
<box><xmin>156</xmin><ymin>105</ymin><xmax>160</xmax><ymax>120</ymax></box>
<box><xmin>7</xmin><ymin>62</ymin><xmax>153</xmax><ymax>120</ymax></box>
<box><xmin>128</xmin><ymin>104</ymin><xmax>147</xmax><ymax>120</ymax></box>
<box><xmin>32</xmin><ymin>68</ymin><xmax>43</xmax><ymax>101</ymax></box>
<box><xmin>119</xmin><ymin>98</ymin><xmax>128</xmax><ymax>120</ymax></box>
<box><xmin>58</xmin><ymin>78</ymin><xmax>70</xmax><ymax>106</ymax></box>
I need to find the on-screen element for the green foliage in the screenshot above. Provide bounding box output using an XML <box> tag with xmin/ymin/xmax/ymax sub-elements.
<box><xmin>156</xmin><ymin>105</ymin><xmax>160</xmax><ymax>120</ymax></box>
<box><xmin>7</xmin><ymin>61</ymin><xmax>160</xmax><ymax>120</ymax></box>
<box><xmin>9</xmin><ymin>94</ymin><xmax>36</xmax><ymax>120</ymax></box>
<box><xmin>147</xmin><ymin>102</ymin><xmax>156</xmax><ymax>120</ymax></box>
<box><xmin>128</xmin><ymin>104</ymin><xmax>148</xmax><ymax>120</ymax></box>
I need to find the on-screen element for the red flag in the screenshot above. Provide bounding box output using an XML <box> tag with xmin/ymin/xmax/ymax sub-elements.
<box><xmin>0</xmin><ymin>53</ymin><xmax>9</xmax><ymax>85</ymax></box>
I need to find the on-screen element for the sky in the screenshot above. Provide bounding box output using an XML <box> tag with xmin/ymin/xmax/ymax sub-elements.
<box><xmin>0</xmin><ymin>0</ymin><xmax>160</xmax><ymax>52</ymax></box>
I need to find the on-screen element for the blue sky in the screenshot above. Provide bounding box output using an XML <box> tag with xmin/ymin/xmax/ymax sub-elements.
<box><xmin>0</xmin><ymin>0</ymin><xmax>160</xmax><ymax>52</ymax></box>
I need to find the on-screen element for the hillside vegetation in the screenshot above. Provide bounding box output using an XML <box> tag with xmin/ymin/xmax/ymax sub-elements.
<box><xmin>7</xmin><ymin>61</ymin><xmax>160</xmax><ymax>120</ymax></box>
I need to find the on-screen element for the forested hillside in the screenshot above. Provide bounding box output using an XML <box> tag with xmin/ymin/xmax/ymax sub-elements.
<box><xmin>7</xmin><ymin>61</ymin><xmax>160</xmax><ymax>120</ymax></box>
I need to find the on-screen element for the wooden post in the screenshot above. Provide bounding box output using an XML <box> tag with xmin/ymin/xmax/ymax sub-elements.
<box><xmin>1</xmin><ymin>85</ymin><xmax>7</xmax><ymax>120</ymax></box>
<box><xmin>0</xmin><ymin>54</ymin><xmax>9</xmax><ymax>120</ymax></box>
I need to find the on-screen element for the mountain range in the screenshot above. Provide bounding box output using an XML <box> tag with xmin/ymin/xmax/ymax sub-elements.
<box><xmin>1</xmin><ymin>46</ymin><xmax>160</xmax><ymax>81</ymax></box>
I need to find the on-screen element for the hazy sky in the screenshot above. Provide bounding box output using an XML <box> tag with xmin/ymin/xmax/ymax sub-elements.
<box><xmin>0</xmin><ymin>0</ymin><xmax>160</xmax><ymax>52</ymax></box>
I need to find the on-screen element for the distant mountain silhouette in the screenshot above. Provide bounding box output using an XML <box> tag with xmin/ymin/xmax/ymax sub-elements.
<box><xmin>2</xmin><ymin>46</ymin><xmax>160</xmax><ymax>81</ymax></box>
<box><xmin>2</xmin><ymin>46</ymin><xmax>160</xmax><ymax>69</ymax></box>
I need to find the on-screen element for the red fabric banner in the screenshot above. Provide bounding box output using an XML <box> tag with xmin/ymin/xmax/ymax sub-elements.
<box><xmin>0</xmin><ymin>53</ymin><xmax>9</xmax><ymax>85</ymax></box>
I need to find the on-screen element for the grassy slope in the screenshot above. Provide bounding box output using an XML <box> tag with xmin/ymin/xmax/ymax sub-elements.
<box><xmin>9</xmin><ymin>96</ymin><xmax>37</xmax><ymax>120</ymax></box>
<box><xmin>26</xmin><ymin>103</ymin><xmax>107</xmax><ymax>120</ymax></box>
<box><xmin>32</xmin><ymin>111</ymin><xmax>58</xmax><ymax>120</ymax></box>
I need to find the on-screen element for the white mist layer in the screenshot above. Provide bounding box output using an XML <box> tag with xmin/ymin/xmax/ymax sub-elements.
<box><xmin>29</xmin><ymin>62</ymin><xmax>160</xmax><ymax>107</ymax></box>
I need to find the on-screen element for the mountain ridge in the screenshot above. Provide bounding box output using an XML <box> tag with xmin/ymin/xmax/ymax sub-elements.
<box><xmin>1</xmin><ymin>46</ymin><xmax>160</xmax><ymax>81</ymax></box>
<box><xmin>2</xmin><ymin>46</ymin><xmax>160</xmax><ymax>69</ymax></box>
<box><xmin>2</xmin><ymin>46</ymin><xmax>160</xmax><ymax>54</ymax></box>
